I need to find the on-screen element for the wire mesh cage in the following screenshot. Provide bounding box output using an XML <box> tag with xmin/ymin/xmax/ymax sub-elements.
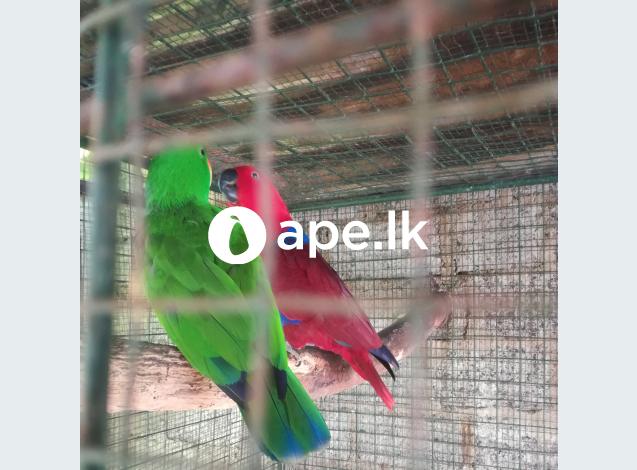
<box><xmin>80</xmin><ymin>0</ymin><xmax>557</xmax><ymax>468</ymax></box>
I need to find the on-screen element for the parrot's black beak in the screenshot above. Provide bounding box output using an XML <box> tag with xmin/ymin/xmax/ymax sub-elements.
<box><xmin>218</xmin><ymin>168</ymin><xmax>238</xmax><ymax>203</ymax></box>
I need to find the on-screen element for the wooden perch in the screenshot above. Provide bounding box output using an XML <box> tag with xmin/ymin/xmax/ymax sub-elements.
<box><xmin>106</xmin><ymin>296</ymin><xmax>451</xmax><ymax>412</ymax></box>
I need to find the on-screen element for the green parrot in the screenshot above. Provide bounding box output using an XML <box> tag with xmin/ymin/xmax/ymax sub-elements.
<box><xmin>144</xmin><ymin>146</ymin><xmax>330</xmax><ymax>461</ymax></box>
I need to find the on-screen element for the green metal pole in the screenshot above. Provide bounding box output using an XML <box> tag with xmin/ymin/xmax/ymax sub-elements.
<box><xmin>81</xmin><ymin>1</ymin><xmax>129</xmax><ymax>468</ymax></box>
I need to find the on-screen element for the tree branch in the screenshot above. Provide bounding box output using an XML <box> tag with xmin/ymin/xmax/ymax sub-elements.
<box><xmin>106</xmin><ymin>295</ymin><xmax>451</xmax><ymax>412</ymax></box>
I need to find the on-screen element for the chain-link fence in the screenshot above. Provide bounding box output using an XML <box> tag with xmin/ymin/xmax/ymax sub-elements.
<box><xmin>80</xmin><ymin>1</ymin><xmax>557</xmax><ymax>468</ymax></box>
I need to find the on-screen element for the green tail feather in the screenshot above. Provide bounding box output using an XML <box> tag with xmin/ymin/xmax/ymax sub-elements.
<box><xmin>243</xmin><ymin>368</ymin><xmax>330</xmax><ymax>462</ymax></box>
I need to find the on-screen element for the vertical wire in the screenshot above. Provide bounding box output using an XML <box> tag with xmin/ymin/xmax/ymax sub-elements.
<box><xmin>494</xmin><ymin>188</ymin><xmax>501</xmax><ymax>469</ymax></box>
<box><xmin>249</xmin><ymin>0</ymin><xmax>273</xmax><ymax>463</ymax></box>
<box><xmin>118</xmin><ymin>3</ymin><xmax>148</xmax><ymax>468</ymax></box>
<box><xmin>81</xmin><ymin>1</ymin><xmax>129</xmax><ymax>468</ymax></box>
<box><xmin>516</xmin><ymin>186</ymin><xmax>523</xmax><ymax>468</ymax></box>
<box><xmin>404</xmin><ymin>0</ymin><xmax>434</xmax><ymax>466</ymax></box>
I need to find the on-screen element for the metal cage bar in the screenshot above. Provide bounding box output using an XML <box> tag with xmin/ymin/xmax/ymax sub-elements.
<box><xmin>81</xmin><ymin>1</ymin><xmax>129</xmax><ymax>468</ymax></box>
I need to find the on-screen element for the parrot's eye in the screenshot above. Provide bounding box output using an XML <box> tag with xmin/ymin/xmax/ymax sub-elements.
<box><xmin>251</xmin><ymin>171</ymin><xmax>259</xmax><ymax>179</ymax></box>
<box><xmin>199</xmin><ymin>148</ymin><xmax>206</xmax><ymax>157</ymax></box>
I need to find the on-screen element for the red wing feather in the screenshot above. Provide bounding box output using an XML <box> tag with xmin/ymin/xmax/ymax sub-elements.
<box><xmin>272</xmin><ymin>246</ymin><xmax>382</xmax><ymax>351</ymax></box>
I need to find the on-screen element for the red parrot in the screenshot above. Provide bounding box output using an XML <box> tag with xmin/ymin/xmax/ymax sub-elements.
<box><xmin>218</xmin><ymin>165</ymin><xmax>399</xmax><ymax>409</ymax></box>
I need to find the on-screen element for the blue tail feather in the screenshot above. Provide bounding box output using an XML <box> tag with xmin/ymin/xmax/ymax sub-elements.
<box><xmin>237</xmin><ymin>366</ymin><xmax>330</xmax><ymax>462</ymax></box>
